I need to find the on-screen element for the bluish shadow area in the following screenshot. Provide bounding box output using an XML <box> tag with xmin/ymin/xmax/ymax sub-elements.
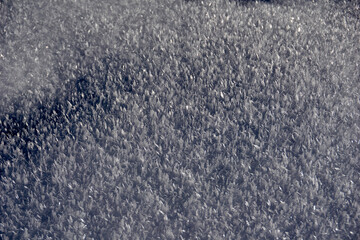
<box><xmin>0</xmin><ymin>53</ymin><xmax>135</xmax><ymax>168</ymax></box>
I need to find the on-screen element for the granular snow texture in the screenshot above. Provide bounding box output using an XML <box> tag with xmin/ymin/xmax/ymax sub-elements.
<box><xmin>1</xmin><ymin>0</ymin><xmax>359</xmax><ymax>239</ymax></box>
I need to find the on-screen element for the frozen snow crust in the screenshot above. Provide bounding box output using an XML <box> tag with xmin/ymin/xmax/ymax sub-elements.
<box><xmin>1</xmin><ymin>0</ymin><xmax>359</xmax><ymax>239</ymax></box>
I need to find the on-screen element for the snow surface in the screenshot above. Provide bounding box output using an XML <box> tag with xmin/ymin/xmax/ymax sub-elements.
<box><xmin>1</xmin><ymin>0</ymin><xmax>359</xmax><ymax>239</ymax></box>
